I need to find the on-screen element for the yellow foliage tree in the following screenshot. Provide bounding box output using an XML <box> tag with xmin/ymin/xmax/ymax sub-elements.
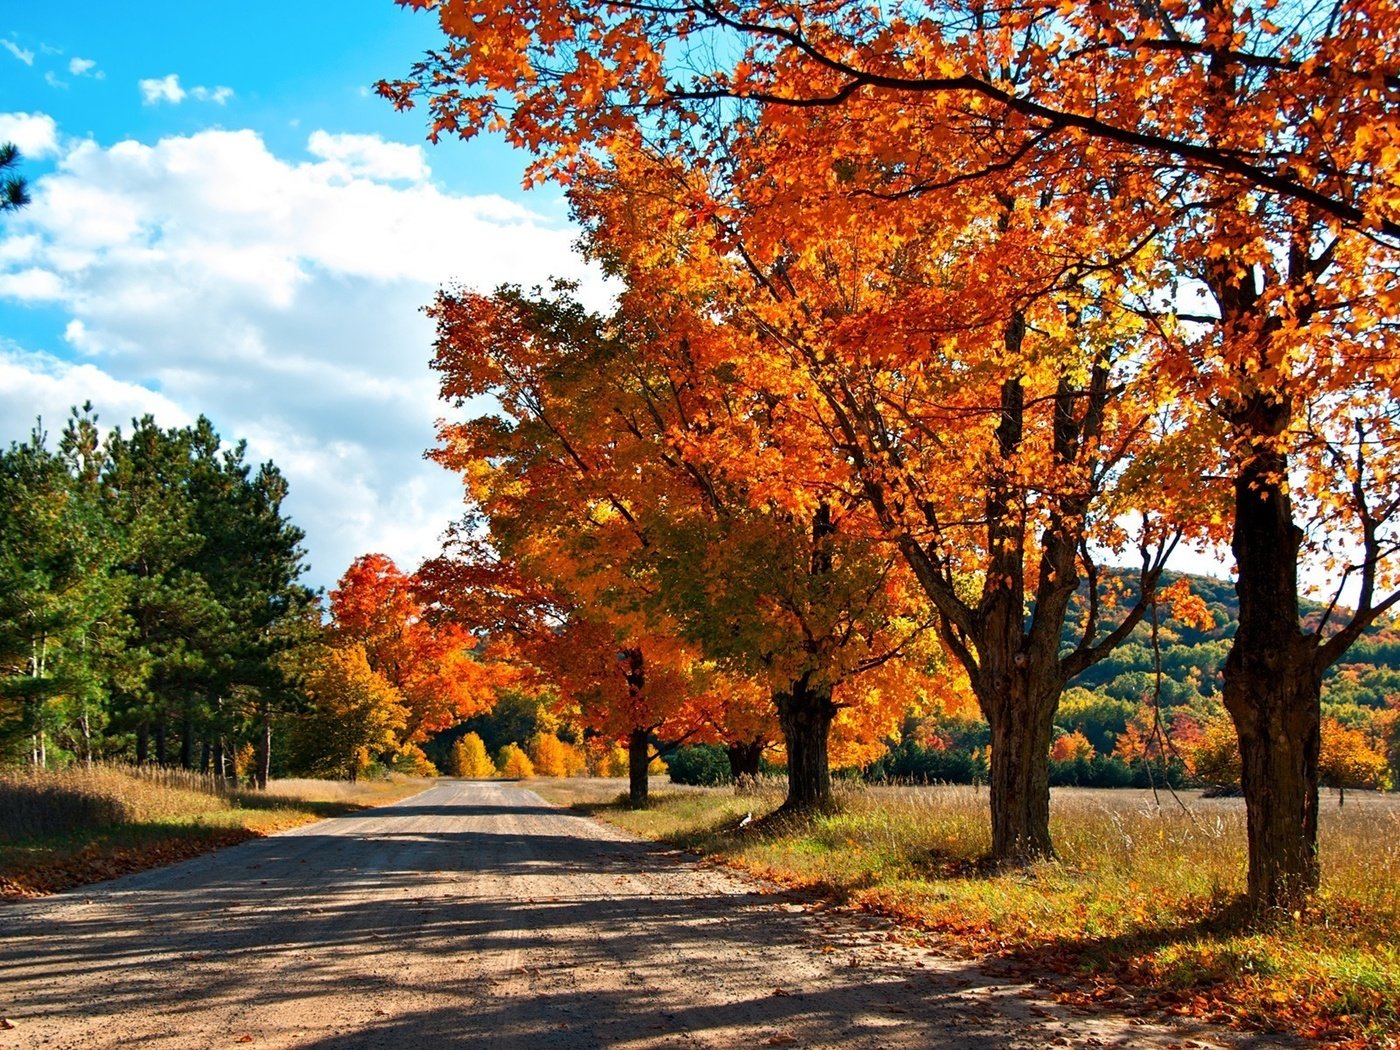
<box><xmin>1320</xmin><ymin>718</ymin><xmax>1392</xmax><ymax>806</ymax></box>
<box><xmin>598</xmin><ymin>744</ymin><xmax>630</xmax><ymax>778</ymax></box>
<box><xmin>527</xmin><ymin>733</ymin><xmax>587</xmax><ymax>777</ymax></box>
<box><xmin>1185</xmin><ymin>716</ymin><xmax>1242</xmax><ymax>788</ymax></box>
<box><xmin>301</xmin><ymin>644</ymin><xmax>407</xmax><ymax>781</ymax></box>
<box><xmin>496</xmin><ymin>742</ymin><xmax>535</xmax><ymax>778</ymax></box>
<box><xmin>449</xmin><ymin>732</ymin><xmax>496</xmax><ymax>778</ymax></box>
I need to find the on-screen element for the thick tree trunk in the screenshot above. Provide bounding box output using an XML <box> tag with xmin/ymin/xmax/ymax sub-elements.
<box><xmin>627</xmin><ymin>727</ymin><xmax>649</xmax><ymax>806</ymax></box>
<box><xmin>775</xmin><ymin>677</ymin><xmax>837</xmax><ymax>813</ymax></box>
<box><xmin>136</xmin><ymin>723</ymin><xmax>149</xmax><ymax>765</ymax></box>
<box><xmin>1223</xmin><ymin>430</ymin><xmax>1321</xmax><ymax>913</ymax></box>
<box><xmin>726</xmin><ymin>738</ymin><xmax>764</xmax><ymax>781</ymax></box>
<box><xmin>213</xmin><ymin>737</ymin><xmax>227</xmax><ymax>783</ymax></box>
<box><xmin>983</xmin><ymin>682</ymin><xmax>1058</xmax><ymax>862</ymax></box>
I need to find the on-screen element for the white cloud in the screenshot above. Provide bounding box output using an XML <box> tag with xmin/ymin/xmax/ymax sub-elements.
<box><xmin>44</xmin><ymin>71</ymin><xmax>65</xmax><ymax>89</ymax></box>
<box><xmin>2</xmin><ymin>40</ymin><xmax>34</xmax><ymax>66</ymax></box>
<box><xmin>68</xmin><ymin>57</ymin><xmax>103</xmax><ymax>79</ymax></box>
<box><xmin>0</xmin><ymin>266</ymin><xmax>64</xmax><ymax>301</ymax></box>
<box><xmin>139</xmin><ymin>75</ymin><xmax>233</xmax><ymax>106</ymax></box>
<box><xmin>0</xmin><ymin>112</ymin><xmax>59</xmax><ymax>158</ymax></box>
<box><xmin>138</xmin><ymin>74</ymin><xmax>185</xmax><ymax>105</ymax></box>
<box><xmin>0</xmin><ymin>117</ymin><xmax>610</xmax><ymax>590</ymax></box>
<box><xmin>190</xmin><ymin>85</ymin><xmax>233</xmax><ymax>104</ymax></box>
<box><xmin>307</xmin><ymin>131</ymin><xmax>428</xmax><ymax>183</ymax></box>
<box><xmin>0</xmin><ymin>344</ymin><xmax>190</xmax><ymax>437</ymax></box>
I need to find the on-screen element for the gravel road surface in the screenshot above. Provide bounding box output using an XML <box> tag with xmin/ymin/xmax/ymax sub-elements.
<box><xmin>0</xmin><ymin>780</ymin><xmax>1291</xmax><ymax>1049</ymax></box>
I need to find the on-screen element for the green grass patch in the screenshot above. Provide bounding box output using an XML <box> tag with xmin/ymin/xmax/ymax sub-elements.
<box><xmin>536</xmin><ymin>778</ymin><xmax>1400</xmax><ymax>1048</ymax></box>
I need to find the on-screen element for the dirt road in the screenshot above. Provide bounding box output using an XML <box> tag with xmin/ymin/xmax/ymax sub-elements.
<box><xmin>0</xmin><ymin>781</ymin><xmax>1287</xmax><ymax>1049</ymax></box>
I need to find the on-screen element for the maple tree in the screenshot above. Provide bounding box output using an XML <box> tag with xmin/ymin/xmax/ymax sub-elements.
<box><xmin>385</xmin><ymin>0</ymin><xmax>1400</xmax><ymax>909</ymax></box>
<box><xmin>1050</xmin><ymin>730</ymin><xmax>1095</xmax><ymax>764</ymax></box>
<box><xmin>1317</xmin><ymin>717</ymin><xmax>1392</xmax><ymax>804</ymax></box>
<box><xmin>425</xmin><ymin>285</ymin><xmax>935</xmax><ymax>810</ymax></box>
<box><xmin>328</xmin><ymin>553</ymin><xmax>499</xmax><ymax>759</ymax></box>
<box><xmin>294</xmin><ymin>643</ymin><xmax>406</xmax><ymax>780</ymax></box>
<box><xmin>566</xmin><ymin>134</ymin><xmax>1201</xmax><ymax>854</ymax></box>
<box><xmin>420</xmin><ymin>520</ymin><xmax>723</xmax><ymax>804</ymax></box>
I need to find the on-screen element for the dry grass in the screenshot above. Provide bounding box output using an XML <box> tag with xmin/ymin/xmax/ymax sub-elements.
<box><xmin>0</xmin><ymin>764</ymin><xmax>429</xmax><ymax>896</ymax></box>
<box><xmin>536</xmin><ymin>778</ymin><xmax>1400</xmax><ymax>1048</ymax></box>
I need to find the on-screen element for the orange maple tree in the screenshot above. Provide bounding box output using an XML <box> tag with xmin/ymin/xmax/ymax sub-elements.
<box><xmin>424</xmin><ymin>285</ymin><xmax>941</xmax><ymax>809</ymax></box>
<box><xmin>328</xmin><ymin>553</ymin><xmax>501</xmax><ymax>759</ymax></box>
<box><xmin>383</xmin><ymin>0</ymin><xmax>1400</xmax><ymax>907</ymax></box>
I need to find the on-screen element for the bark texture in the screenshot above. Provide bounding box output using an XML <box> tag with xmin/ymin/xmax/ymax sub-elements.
<box><xmin>627</xmin><ymin>726</ymin><xmax>650</xmax><ymax>806</ymax></box>
<box><xmin>1223</xmin><ymin>426</ymin><xmax>1321</xmax><ymax>911</ymax></box>
<box><xmin>775</xmin><ymin>676</ymin><xmax>837</xmax><ymax>812</ymax></box>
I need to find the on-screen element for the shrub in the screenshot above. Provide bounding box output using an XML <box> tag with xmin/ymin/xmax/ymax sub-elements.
<box><xmin>527</xmin><ymin>733</ymin><xmax>588</xmax><ymax>777</ymax></box>
<box><xmin>667</xmin><ymin>744</ymin><xmax>733</xmax><ymax>786</ymax></box>
<box><xmin>449</xmin><ymin>733</ymin><xmax>497</xmax><ymax>778</ymax></box>
<box><xmin>496</xmin><ymin>742</ymin><xmax>535</xmax><ymax>778</ymax></box>
<box><xmin>865</xmin><ymin>741</ymin><xmax>987</xmax><ymax>784</ymax></box>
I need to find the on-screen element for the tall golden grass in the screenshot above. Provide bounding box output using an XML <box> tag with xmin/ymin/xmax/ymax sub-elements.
<box><xmin>0</xmin><ymin>764</ymin><xmax>424</xmax><ymax>844</ymax></box>
<box><xmin>538</xmin><ymin>778</ymin><xmax>1400</xmax><ymax>1046</ymax></box>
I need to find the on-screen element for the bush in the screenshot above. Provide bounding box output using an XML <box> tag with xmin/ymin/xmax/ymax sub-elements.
<box><xmin>865</xmin><ymin>741</ymin><xmax>987</xmax><ymax>784</ymax></box>
<box><xmin>448</xmin><ymin>733</ymin><xmax>496</xmax><ymax>778</ymax></box>
<box><xmin>496</xmin><ymin>742</ymin><xmax>535</xmax><ymax>778</ymax></box>
<box><xmin>667</xmin><ymin>744</ymin><xmax>733</xmax><ymax>786</ymax></box>
<box><xmin>527</xmin><ymin>733</ymin><xmax>588</xmax><ymax>777</ymax></box>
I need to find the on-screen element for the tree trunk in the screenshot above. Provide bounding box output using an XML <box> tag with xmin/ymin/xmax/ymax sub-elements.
<box><xmin>256</xmin><ymin>702</ymin><xmax>272</xmax><ymax>790</ymax></box>
<box><xmin>213</xmin><ymin>737</ymin><xmax>227</xmax><ymax>783</ymax></box>
<box><xmin>726</xmin><ymin>738</ymin><xmax>764</xmax><ymax>781</ymax></box>
<box><xmin>154</xmin><ymin>719</ymin><xmax>168</xmax><ymax>766</ymax></box>
<box><xmin>775</xmin><ymin>676</ymin><xmax>837</xmax><ymax>813</ymax></box>
<box><xmin>1223</xmin><ymin>429</ymin><xmax>1321</xmax><ymax>913</ymax></box>
<box><xmin>180</xmin><ymin>714</ymin><xmax>195</xmax><ymax>770</ymax></box>
<box><xmin>983</xmin><ymin>682</ymin><xmax>1058</xmax><ymax>862</ymax></box>
<box><xmin>136</xmin><ymin>723</ymin><xmax>149</xmax><ymax>765</ymax></box>
<box><xmin>627</xmin><ymin>727</ymin><xmax>649</xmax><ymax>806</ymax></box>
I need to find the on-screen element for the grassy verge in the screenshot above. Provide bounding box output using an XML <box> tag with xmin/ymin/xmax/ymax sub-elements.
<box><xmin>0</xmin><ymin>765</ymin><xmax>429</xmax><ymax>898</ymax></box>
<box><xmin>535</xmin><ymin>778</ymin><xmax>1400</xmax><ymax>1050</ymax></box>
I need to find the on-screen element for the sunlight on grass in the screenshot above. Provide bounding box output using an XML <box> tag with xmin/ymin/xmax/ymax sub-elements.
<box><xmin>540</xmin><ymin>778</ymin><xmax>1400</xmax><ymax>1047</ymax></box>
<box><xmin>0</xmin><ymin>764</ymin><xmax>430</xmax><ymax>896</ymax></box>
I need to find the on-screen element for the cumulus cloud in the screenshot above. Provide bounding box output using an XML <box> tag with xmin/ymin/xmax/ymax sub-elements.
<box><xmin>190</xmin><ymin>85</ymin><xmax>233</xmax><ymax>104</ymax></box>
<box><xmin>307</xmin><ymin>131</ymin><xmax>428</xmax><ymax>183</ymax></box>
<box><xmin>68</xmin><ymin>56</ymin><xmax>103</xmax><ymax>79</ymax></box>
<box><xmin>0</xmin><ymin>343</ymin><xmax>191</xmax><ymax>437</ymax></box>
<box><xmin>0</xmin><ymin>117</ymin><xmax>609</xmax><ymax>590</ymax></box>
<box><xmin>139</xmin><ymin>74</ymin><xmax>233</xmax><ymax>105</ymax></box>
<box><xmin>138</xmin><ymin>74</ymin><xmax>185</xmax><ymax>104</ymax></box>
<box><xmin>2</xmin><ymin>39</ymin><xmax>34</xmax><ymax>66</ymax></box>
<box><xmin>0</xmin><ymin>112</ymin><xmax>60</xmax><ymax>158</ymax></box>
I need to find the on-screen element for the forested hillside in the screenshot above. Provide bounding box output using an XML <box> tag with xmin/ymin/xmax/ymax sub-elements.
<box><xmin>864</xmin><ymin>571</ymin><xmax>1399</xmax><ymax>791</ymax></box>
<box><xmin>1065</xmin><ymin>571</ymin><xmax>1400</xmax><ymax>712</ymax></box>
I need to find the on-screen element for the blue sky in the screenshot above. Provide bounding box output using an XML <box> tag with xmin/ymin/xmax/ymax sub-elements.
<box><xmin>0</xmin><ymin>3</ymin><xmax>608</xmax><ymax>593</ymax></box>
